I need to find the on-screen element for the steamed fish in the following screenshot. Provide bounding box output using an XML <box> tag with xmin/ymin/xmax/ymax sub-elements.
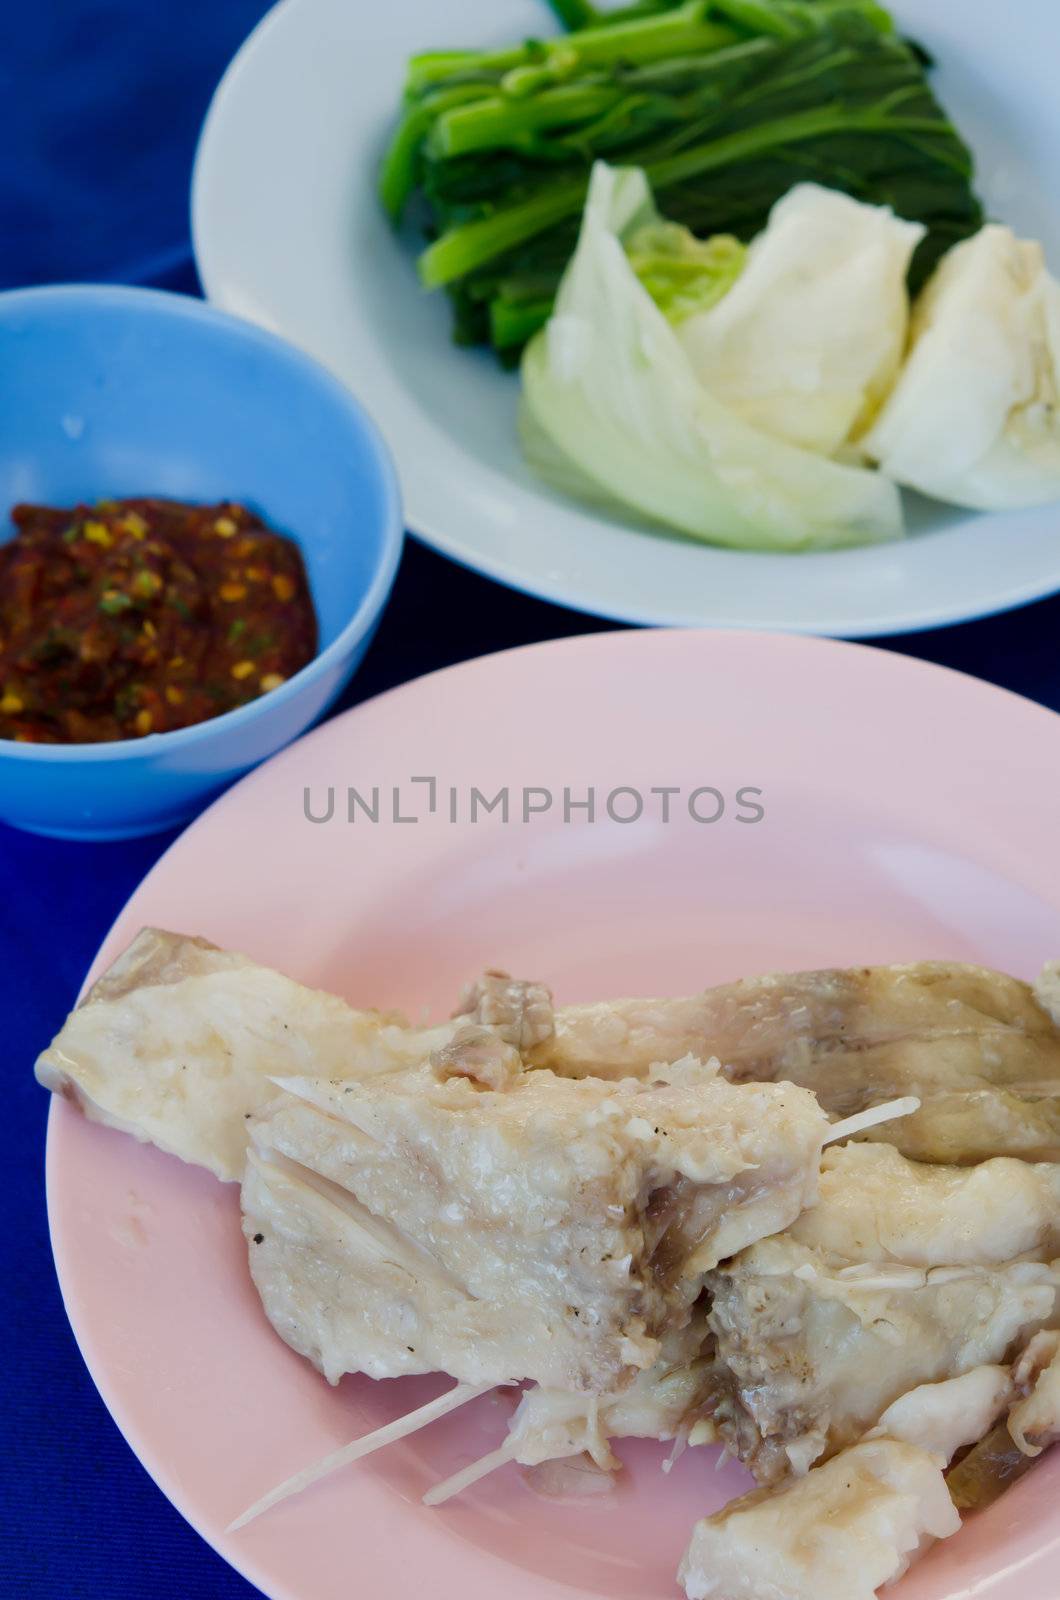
<box><xmin>243</xmin><ymin>1051</ymin><xmax>826</xmax><ymax>1392</ymax></box>
<box><xmin>527</xmin><ymin>960</ymin><xmax>1060</xmax><ymax>1165</ymax></box>
<box><xmin>39</xmin><ymin>934</ymin><xmax>1060</xmax><ymax>1179</ymax></box>
<box><xmin>1008</xmin><ymin>1330</ymin><xmax>1060</xmax><ymax>1457</ymax></box>
<box><xmin>678</xmin><ymin>1439</ymin><xmax>960</xmax><ymax>1600</ymax></box>
<box><xmin>945</xmin><ymin>1331</ymin><xmax>1060</xmax><ymax>1509</ymax></box>
<box><xmin>704</xmin><ymin>1144</ymin><xmax>1060</xmax><ymax>1483</ymax></box>
<box><xmin>37</xmin><ymin>929</ymin><xmax>1060</xmax><ymax>1592</ymax></box>
<box><xmin>788</xmin><ymin>1142</ymin><xmax>1060</xmax><ymax>1266</ymax></box>
<box><xmin>678</xmin><ymin>1364</ymin><xmax>1018</xmax><ymax>1600</ymax></box>
<box><xmin>35</xmin><ymin>928</ymin><xmax>456</xmax><ymax>1180</ymax></box>
<box><xmin>867</xmin><ymin>1366</ymin><xmax>1013</xmax><ymax>1462</ymax></box>
<box><xmin>502</xmin><ymin>1309</ymin><xmax>715</xmax><ymax>1476</ymax></box>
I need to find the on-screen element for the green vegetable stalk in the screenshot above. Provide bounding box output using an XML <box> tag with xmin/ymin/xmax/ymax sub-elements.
<box><xmin>381</xmin><ymin>0</ymin><xmax>980</xmax><ymax>355</ymax></box>
<box><xmin>547</xmin><ymin>0</ymin><xmax>601</xmax><ymax>28</ymax></box>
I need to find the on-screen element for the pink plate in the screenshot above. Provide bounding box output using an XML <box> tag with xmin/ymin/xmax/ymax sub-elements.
<box><xmin>47</xmin><ymin>629</ymin><xmax>1060</xmax><ymax>1600</ymax></box>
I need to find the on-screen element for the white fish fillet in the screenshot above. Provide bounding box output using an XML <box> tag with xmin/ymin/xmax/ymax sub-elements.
<box><xmin>35</xmin><ymin>928</ymin><xmax>454</xmax><ymax>1180</ymax></box>
<box><xmin>243</xmin><ymin>1055</ymin><xmax>826</xmax><ymax>1392</ymax></box>
<box><xmin>789</xmin><ymin>1143</ymin><xmax>1060</xmax><ymax>1266</ymax></box>
<box><xmin>678</xmin><ymin>1439</ymin><xmax>960</xmax><ymax>1600</ymax></box>
<box><xmin>869</xmin><ymin>1367</ymin><xmax>1013</xmax><ymax>1463</ymax></box>
<box><xmin>705</xmin><ymin>1142</ymin><xmax>1060</xmax><ymax>1482</ymax></box>
<box><xmin>531</xmin><ymin>961</ymin><xmax>1060</xmax><ymax>1164</ymax></box>
<box><xmin>505</xmin><ymin>1310</ymin><xmax>716</xmax><ymax>1473</ymax></box>
<box><xmin>710</xmin><ymin>1243</ymin><xmax>1057</xmax><ymax>1484</ymax></box>
<box><xmin>37</xmin><ymin>932</ymin><xmax>1060</xmax><ymax>1180</ymax></box>
<box><xmin>1008</xmin><ymin>1332</ymin><xmax>1060</xmax><ymax>1457</ymax></box>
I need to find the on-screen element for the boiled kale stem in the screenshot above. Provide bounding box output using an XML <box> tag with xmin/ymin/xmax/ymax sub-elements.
<box><xmin>551</xmin><ymin>3</ymin><xmax>740</xmax><ymax>66</ymax></box>
<box><xmin>405</xmin><ymin>2</ymin><xmax>738</xmax><ymax>96</ymax></box>
<box><xmin>379</xmin><ymin>86</ymin><xmax>496</xmax><ymax>220</ymax></box>
<box><xmin>386</xmin><ymin>1</ymin><xmax>979</xmax><ymax>354</ymax></box>
<box><xmin>547</xmin><ymin>0</ymin><xmax>601</xmax><ymax>28</ymax></box>
<box><xmin>422</xmin><ymin>189</ymin><xmax>581</xmax><ymax>287</ymax></box>
<box><xmin>548</xmin><ymin>0</ymin><xmax>691</xmax><ymax>24</ymax></box>
<box><xmin>711</xmin><ymin>0</ymin><xmax>805</xmax><ymax>38</ymax></box>
<box><xmin>419</xmin><ymin>102</ymin><xmax>942</xmax><ymax>286</ymax></box>
<box><xmin>553</xmin><ymin>0</ymin><xmax>895</xmax><ymax>37</ymax></box>
<box><xmin>714</xmin><ymin>0</ymin><xmax>892</xmax><ymax>36</ymax></box>
<box><xmin>427</xmin><ymin>83</ymin><xmax>632</xmax><ymax>160</ymax></box>
<box><xmin>378</xmin><ymin>106</ymin><xmax>424</xmax><ymax>220</ymax></box>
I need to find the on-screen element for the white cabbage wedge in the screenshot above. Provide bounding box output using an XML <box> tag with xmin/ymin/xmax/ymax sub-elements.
<box><xmin>676</xmin><ymin>183</ymin><xmax>925</xmax><ymax>457</ymax></box>
<box><xmin>864</xmin><ymin>224</ymin><xmax>1060</xmax><ymax>509</ymax></box>
<box><xmin>520</xmin><ymin>163</ymin><xmax>903</xmax><ymax>552</ymax></box>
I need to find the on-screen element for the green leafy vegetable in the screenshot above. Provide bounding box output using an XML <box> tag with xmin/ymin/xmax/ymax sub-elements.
<box><xmin>546</xmin><ymin>0</ymin><xmax>601</xmax><ymax>29</ymax></box>
<box><xmin>544</xmin><ymin>0</ymin><xmax>696</xmax><ymax>29</ymax></box>
<box><xmin>380</xmin><ymin>1</ymin><xmax>980</xmax><ymax>357</ymax></box>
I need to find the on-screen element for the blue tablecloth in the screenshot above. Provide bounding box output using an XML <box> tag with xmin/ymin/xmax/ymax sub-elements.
<box><xmin>4</xmin><ymin>6</ymin><xmax>1060</xmax><ymax>1596</ymax></box>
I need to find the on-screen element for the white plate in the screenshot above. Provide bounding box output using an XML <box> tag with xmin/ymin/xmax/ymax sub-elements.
<box><xmin>192</xmin><ymin>0</ymin><xmax>1060</xmax><ymax>635</ymax></box>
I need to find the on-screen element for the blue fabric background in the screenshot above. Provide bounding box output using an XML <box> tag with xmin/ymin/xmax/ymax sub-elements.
<box><xmin>3</xmin><ymin>4</ymin><xmax>1060</xmax><ymax>1595</ymax></box>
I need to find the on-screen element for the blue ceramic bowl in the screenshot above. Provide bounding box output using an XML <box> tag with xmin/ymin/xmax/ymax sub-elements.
<box><xmin>0</xmin><ymin>285</ymin><xmax>403</xmax><ymax>839</ymax></box>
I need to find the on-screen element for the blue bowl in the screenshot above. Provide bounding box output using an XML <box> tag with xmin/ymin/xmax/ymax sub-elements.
<box><xmin>0</xmin><ymin>285</ymin><xmax>403</xmax><ymax>839</ymax></box>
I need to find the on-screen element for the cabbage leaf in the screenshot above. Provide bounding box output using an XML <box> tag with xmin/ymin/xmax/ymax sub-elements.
<box><xmin>520</xmin><ymin>162</ymin><xmax>904</xmax><ymax>550</ymax></box>
<box><xmin>675</xmin><ymin>183</ymin><xmax>923</xmax><ymax>456</ymax></box>
<box><xmin>864</xmin><ymin>225</ymin><xmax>1060</xmax><ymax>510</ymax></box>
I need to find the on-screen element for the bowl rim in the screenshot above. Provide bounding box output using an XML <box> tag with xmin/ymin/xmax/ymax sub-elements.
<box><xmin>0</xmin><ymin>281</ymin><xmax>404</xmax><ymax>762</ymax></box>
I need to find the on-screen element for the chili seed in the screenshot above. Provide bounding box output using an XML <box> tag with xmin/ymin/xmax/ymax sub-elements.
<box><xmin>83</xmin><ymin>521</ymin><xmax>113</xmax><ymax>548</ymax></box>
<box><xmin>219</xmin><ymin>582</ymin><xmax>247</xmax><ymax>602</ymax></box>
<box><xmin>134</xmin><ymin>709</ymin><xmax>153</xmax><ymax>735</ymax></box>
<box><xmin>259</xmin><ymin>672</ymin><xmax>286</xmax><ymax>692</ymax></box>
<box><xmin>214</xmin><ymin>516</ymin><xmax>238</xmax><ymax>537</ymax></box>
<box><xmin>271</xmin><ymin>574</ymin><xmax>296</xmax><ymax>602</ymax></box>
<box><xmin>132</xmin><ymin>569</ymin><xmax>163</xmax><ymax>599</ymax></box>
<box><xmin>0</xmin><ymin>692</ymin><xmax>24</xmax><ymax>714</ymax></box>
<box><xmin>230</xmin><ymin>659</ymin><xmax>255</xmax><ymax>680</ymax></box>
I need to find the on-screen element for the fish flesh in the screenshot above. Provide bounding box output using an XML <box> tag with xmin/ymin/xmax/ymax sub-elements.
<box><xmin>503</xmin><ymin>1307</ymin><xmax>716</xmax><ymax>1474</ymax></box>
<box><xmin>704</xmin><ymin>1143</ymin><xmax>1060</xmax><ymax>1483</ymax></box>
<box><xmin>35</xmin><ymin>928</ymin><xmax>455</xmax><ymax>1180</ymax></box>
<box><xmin>678</xmin><ymin>1439</ymin><xmax>960</xmax><ymax>1600</ymax></box>
<box><xmin>243</xmin><ymin>1053</ymin><xmax>826</xmax><ymax>1392</ymax></box>
<box><xmin>525</xmin><ymin>961</ymin><xmax>1060</xmax><ymax>1164</ymax></box>
<box><xmin>787</xmin><ymin>1142</ymin><xmax>1060</xmax><ymax>1266</ymax></box>
<box><xmin>38</xmin><ymin>933</ymin><xmax>1060</xmax><ymax>1180</ymax></box>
